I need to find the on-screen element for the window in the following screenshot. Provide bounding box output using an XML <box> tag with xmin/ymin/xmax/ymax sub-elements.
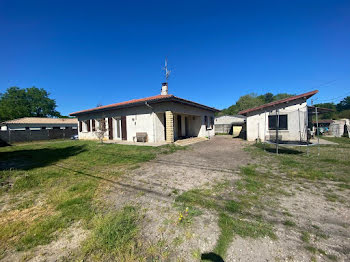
<box><xmin>79</xmin><ymin>121</ymin><xmax>82</xmax><ymax>132</ymax></box>
<box><xmin>268</xmin><ymin>115</ymin><xmax>288</xmax><ymax>130</ymax></box>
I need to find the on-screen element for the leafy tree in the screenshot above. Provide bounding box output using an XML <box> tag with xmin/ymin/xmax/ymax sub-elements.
<box><xmin>273</xmin><ymin>93</ymin><xmax>294</xmax><ymax>101</ymax></box>
<box><xmin>218</xmin><ymin>92</ymin><xmax>295</xmax><ymax>116</ymax></box>
<box><xmin>336</xmin><ymin>96</ymin><xmax>350</xmax><ymax>112</ymax></box>
<box><xmin>338</xmin><ymin>109</ymin><xmax>350</xmax><ymax>119</ymax></box>
<box><xmin>314</xmin><ymin>102</ymin><xmax>337</xmax><ymax>119</ymax></box>
<box><xmin>236</xmin><ymin>93</ymin><xmax>265</xmax><ymax>112</ymax></box>
<box><xmin>263</xmin><ymin>92</ymin><xmax>274</xmax><ymax>103</ymax></box>
<box><xmin>0</xmin><ymin>86</ymin><xmax>61</xmax><ymax>121</ymax></box>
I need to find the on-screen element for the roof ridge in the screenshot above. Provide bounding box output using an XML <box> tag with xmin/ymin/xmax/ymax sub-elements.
<box><xmin>70</xmin><ymin>94</ymin><xmax>219</xmax><ymax>116</ymax></box>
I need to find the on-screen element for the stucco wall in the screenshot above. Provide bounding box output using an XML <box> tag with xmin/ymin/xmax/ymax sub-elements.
<box><xmin>75</xmin><ymin>100</ymin><xmax>216</xmax><ymax>142</ymax></box>
<box><xmin>126</xmin><ymin>113</ymin><xmax>154</xmax><ymax>142</ymax></box>
<box><xmin>246</xmin><ymin>99</ymin><xmax>308</xmax><ymax>142</ymax></box>
<box><xmin>214</xmin><ymin>115</ymin><xmax>246</xmax><ymax>125</ymax></box>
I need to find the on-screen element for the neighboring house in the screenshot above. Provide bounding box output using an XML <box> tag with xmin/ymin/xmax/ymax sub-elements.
<box><xmin>214</xmin><ymin>115</ymin><xmax>246</xmax><ymax>135</ymax></box>
<box><xmin>238</xmin><ymin>90</ymin><xmax>318</xmax><ymax>142</ymax></box>
<box><xmin>329</xmin><ymin>119</ymin><xmax>350</xmax><ymax>137</ymax></box>
<box><xmin>1</xmin><ymin>117</ymin><xmax>78</xmax><ymax>130</ymax></box>
<box><xmin>69</xmin><ymin>83</ymin><xmax>219</xmax><ymax>143</ymax></box>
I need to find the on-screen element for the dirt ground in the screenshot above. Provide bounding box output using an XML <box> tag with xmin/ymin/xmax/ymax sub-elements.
<box><xmin>105</xmin><ymin>136</ymin><xmax>250</xmax><ymax>260</ymax></box>
<box><xmin>106</xmin><ymin>136</ymin><xmax>350</xmax><ymax>262</ymax></box>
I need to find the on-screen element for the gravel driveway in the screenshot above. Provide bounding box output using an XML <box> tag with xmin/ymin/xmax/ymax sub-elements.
<box><xmin>107</xmin><ymin>136</ymin><xmax>251</xmax><ymax>260</ymax></box>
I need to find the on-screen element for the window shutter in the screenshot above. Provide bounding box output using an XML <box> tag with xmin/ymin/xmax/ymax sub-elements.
<box><xmin>87</xmin><ymin>120</ymin><xmax>91</xmax><ymax>132</ymax></box>
<box><xmin>92</xmin><ymin>119</ymin><xmax>96</xmax><ymax>131</ymax></box>
<box><xmin>79</xmin><ymin>121</ymin><xmax>82</xmax><ymax>132</ymax></box>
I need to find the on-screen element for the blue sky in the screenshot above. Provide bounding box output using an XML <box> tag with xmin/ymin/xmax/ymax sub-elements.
<box><xmin>1</xmin><ymin>0</ymin><xmax>349</xmax><ymax>116</ymax></box>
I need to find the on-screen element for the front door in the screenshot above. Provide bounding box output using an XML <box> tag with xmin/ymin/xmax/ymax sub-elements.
<box><xmin>177</xmin><ymin>115</ymin><xmax>182</xmax><ymax>138</ymax></box>
<box><xmin>121</xmin><ymin>116</ymin><xmax>127</xmax><ymax>140</ymax></box>
<box><xmin>108</xmin><ymin>118</ymin><xmax>113</xmax><ymax>140</ymax></box>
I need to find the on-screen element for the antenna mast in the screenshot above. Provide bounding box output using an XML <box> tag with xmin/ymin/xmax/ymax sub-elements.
<box><xmin>163</xmin><ymin>58</ymin><xmax>171</xmax><ymax>83</ymax></box>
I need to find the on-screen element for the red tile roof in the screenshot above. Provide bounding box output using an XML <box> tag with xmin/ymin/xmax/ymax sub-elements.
<box><xmin>238</xmin><ymin>90</ymin><xmax>318</xmax><ymax>115</ymax></box>
<box><xmin>70</xmin><ymin>94</ymin><xmax>219</xmax><ymax>116</ymax></box>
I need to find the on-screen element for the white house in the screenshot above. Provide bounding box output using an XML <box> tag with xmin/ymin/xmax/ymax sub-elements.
<box><xmin>70</xmin><ymin>83</ymin><xmax>219</xmax><ymax>143</ymax></box>
<box><xmin>238</xmin><ymin>90</ymin><xmax>318</xmax><ymax>142</ymax></box>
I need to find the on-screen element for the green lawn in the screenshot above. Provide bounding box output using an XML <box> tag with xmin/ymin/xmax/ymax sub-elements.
<box><xmin>0</xmin><ymin>140</ymin><xmax>181</xmax><ymax>260</ymax></box>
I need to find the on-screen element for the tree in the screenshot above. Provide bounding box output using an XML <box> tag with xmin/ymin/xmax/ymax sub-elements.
<box><xmin>263</xmin><ymin>92</ymin><xmax>274</xmax><ymax>103</ymax></box>
<box><xmin>235</xmin><ymin>93</ymin><xmax>265</xmax><ymax>112</ymax></box>
<box><xmin>219</xmin><ymin>92</ymin><xmax>295</xmax><ymax>116</ymax></box>
<box><xmin>336</xmin><ymin>96</ymin><xmax>350</xmax><ymax>112</ymax></box>
<box><xmin>95</xmin><ymin>118</ymin><xmax>108</xmax><ymax>143</ymax></box>
<box><xmin>338</xmin><ymin>109</ymin><xmax>350</xmax><ymax>119</ymax></box>
<box><xmin>0</xmin><ymin>86</ymin><xmax>61</xmax><ymax>121</ymax></box>
<box><xmin>314</xmin><ymin>102</ymin><xmax>337</xmax><ymax>119</ymax></box>
<box><xmin>273</xmin><ymin>93</ymin><xmax>294</xmax><ymax>101</ymax></box>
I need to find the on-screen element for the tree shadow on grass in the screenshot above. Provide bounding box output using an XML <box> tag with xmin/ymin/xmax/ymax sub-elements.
<box><xmin>201</xmin><ymin>252</ymin><xmax>225</xmax><ymax>262</ymax></box>
<box><xmin>255</xmin><ymin>144</ymin><xmax>303</xmax><ymax>155</ymax></box>
<box><xmin>264</xmin><ymin>147</ymin><xmax>303</xmax><ymax>155</ymax></box>
<box><xmin>0</xmin><ymin>145</ymin><xmax>86</xmax><ymax>171</ymax></box>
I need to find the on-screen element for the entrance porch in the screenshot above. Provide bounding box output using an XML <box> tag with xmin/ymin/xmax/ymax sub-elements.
<box><xmin>155</xmin><ymin>111</ymin><xmax>205</xmax><ymax>143</ymax></box>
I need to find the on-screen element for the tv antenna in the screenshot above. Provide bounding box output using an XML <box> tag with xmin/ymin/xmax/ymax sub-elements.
<box><xmin>163</xmin><ymin>58</ymin><xmax>171</xmax><ymax>83</ymax></box>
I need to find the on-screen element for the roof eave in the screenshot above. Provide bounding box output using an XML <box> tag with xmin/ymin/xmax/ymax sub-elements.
<box><xmin>69</xmin><ymin>97</ymin><xmax>176</xmax><ymax>116</ymax></box>
<box><xmin>238</xmin><ymin>90</ymin><xmax>318</xmax><ymax>116</ymax></box>
<box><xmin>70</xmin><ymin>97</ymin><xmax>220</xmax><ymax>116</ymax></box>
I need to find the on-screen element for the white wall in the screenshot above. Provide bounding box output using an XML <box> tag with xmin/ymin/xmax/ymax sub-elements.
<box><xmin>246</xmin><ymin>99</ymin><xmax>308</xmax><ymax>142</ymax></box>
<box><xmin>126</xmin><ymin>113</ymin><xmax>155</xmax><ymax>142</ymax></box>
<box><xmin>215</xmin><ymin>115</ymin><xmax>246</xmax><ymax>125</ymax></box>
<box><xmin>154</xmin><ymin>113</ymin><xmax>166</xmax><ymax>142</ymax></box>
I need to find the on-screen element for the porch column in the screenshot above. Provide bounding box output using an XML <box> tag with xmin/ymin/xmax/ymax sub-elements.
<box><xmin>165</xmin><ymin>111</ymin><xmax>174</xmax><ymax>143</ymax></box>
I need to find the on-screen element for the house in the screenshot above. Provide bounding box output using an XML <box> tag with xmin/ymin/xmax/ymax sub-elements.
<box><xmin>69</xmin><ymin>83</ymin><xmax>219</xmax><ymax>143</ymax></box>
<box><xmin>214</xmin><ymin>115</ymin><xmax>246</xmax><ymax>136</ymax></box>
<box><xmin>238</xmin><ymin>90</ymin><xmax>318</xmax><ymax>142</ymax></box>
<box><xmin>329</xmin><ymin>119</ymin><xmax>350</xmax><ymax>137</ymax></box>
<box><xmin>0</xmin><ymin>117</ymin><xmax>78</xmax><ymax>130</ymax></box>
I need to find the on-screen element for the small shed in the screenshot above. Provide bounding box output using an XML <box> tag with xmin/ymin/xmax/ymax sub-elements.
<box><xmin>329</xmin><ymin>119</ymin><xmax>350</xmax><ymax>137</ymax></box>
<box><xmin>214</xmin><ymin>115</ymin><xmax>246</xmax><ymax>135</ymax></box>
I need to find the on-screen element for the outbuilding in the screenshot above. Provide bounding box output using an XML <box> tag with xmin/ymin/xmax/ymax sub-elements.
<box><xmin>70</xmin><ymin>83</ymin><xmax>219</xmax><ymax>143</ymax></box>
<box><xmin>238</xmin><ymin>90</ymin><xmax>318</xmax><ymax>142</ymax></box>
<box><xmin>214</xmin><ymin>115</ymin><xmax>246</xmax><ymax>136</ymax></box>
<box><xmin>0</xmin><ymin>117</ymin><xmax>78</xmax><ymax>131</ymax></box>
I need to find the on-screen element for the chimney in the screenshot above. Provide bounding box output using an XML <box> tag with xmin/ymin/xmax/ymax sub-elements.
<box><xmin>161</xmin><ymin>82</ymin><xmax>168</xmax><ymax>95</ymax></box>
